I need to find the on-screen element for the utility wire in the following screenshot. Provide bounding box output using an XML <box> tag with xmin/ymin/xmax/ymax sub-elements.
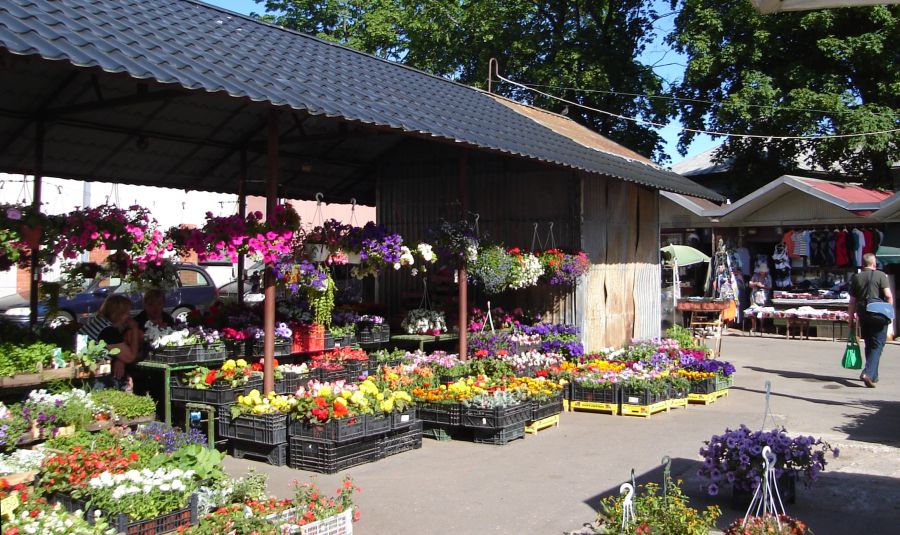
<box><xmin>494</xmin><ymin>74</ymin><xmax>900</xmax><ymax>141</ymax></box>
<box><xmin>495</xmin><ymin>80</ymin><xmax>898</xmax><ymax>118</ymax></box>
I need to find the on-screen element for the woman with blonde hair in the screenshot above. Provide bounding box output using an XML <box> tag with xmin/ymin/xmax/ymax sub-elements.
<box><xmin>80</xmin><ymin>294</ymin><xmax>140</xmax><ymax>390</ymax></box>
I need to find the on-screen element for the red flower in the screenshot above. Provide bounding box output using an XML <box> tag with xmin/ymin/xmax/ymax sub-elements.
<box><xmin>314</xmin><ymin>397</ymin><xmax>327</xmax><ymax>408</ymax></box>
<box><xmin>333</xmin><ymin>402</ymin><xmax>348</xmax><ymax>418</ymax></box>
<box><xmin>204</xmin><ymin>370</ymin><xmax>218</xmax><ymax>385</ymax></box>
<box><xmin>129</xmin><ymin>452</ymin><xmax>139</xmax><ymax>461</ymax></box>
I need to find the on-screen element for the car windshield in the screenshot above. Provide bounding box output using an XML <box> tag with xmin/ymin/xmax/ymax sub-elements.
<box><xmin>85</xmin><ymin>275</ymin><xmax>125</xmax><ymax>293</ymax></box>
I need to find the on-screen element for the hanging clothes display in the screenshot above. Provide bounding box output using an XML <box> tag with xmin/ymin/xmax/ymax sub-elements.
<box><xmin>771</xmin><ymin>243</ymin><xmax>792</xmax><ymax>289</ymax></box>
<box><xmin>835</xmin><ymin>229</ymin><xmax>849</xmax><ymax>266</ymax></box>
<box><xmin>852</xmin><ymin>227</ymin><xmax>866</xmax><ymax>267</ymax></box>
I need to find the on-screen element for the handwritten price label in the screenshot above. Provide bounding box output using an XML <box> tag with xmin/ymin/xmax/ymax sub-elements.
<box><xmin>1</xmin><ymin>492</ymin><xmax>20</xmax><ymax>519</ymax></box>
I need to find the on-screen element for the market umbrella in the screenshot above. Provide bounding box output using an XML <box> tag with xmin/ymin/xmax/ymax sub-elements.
<box><xmin>660</xmin><ymin>245</ymin><xmax>711</xmax><ymax>267</ymax></box>
<box><xmin>876</xmin><ymin>245</ymin><xmax>900</xmax><ymax>266</ymax></box>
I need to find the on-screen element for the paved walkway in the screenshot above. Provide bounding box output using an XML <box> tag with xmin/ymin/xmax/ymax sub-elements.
<box><xmin>224</xmin><ymin>335</ymin><xmax>900</xmax><ymax>534</ymax></box>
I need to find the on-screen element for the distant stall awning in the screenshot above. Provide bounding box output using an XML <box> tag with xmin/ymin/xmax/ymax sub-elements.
<box><xmin>751</xmin><ymin>0</ymin><xmax>900</xmax><ymax>13</ymax></box>
<box><xmin>661</xmin><ymin>244</ymin><xmax>710</xmax><ymax>267</ymax></box>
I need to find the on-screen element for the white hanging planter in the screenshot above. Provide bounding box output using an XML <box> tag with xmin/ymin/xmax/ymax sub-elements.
<box><xmin>303</xmin><ymin>243</ymin><xmax>330</xmax><ymax>262</ymax></box>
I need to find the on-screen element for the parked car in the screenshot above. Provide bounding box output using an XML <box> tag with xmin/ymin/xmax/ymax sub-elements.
<box><xmin>0</xmin><ymin>264</ymin><xmax>218</xmax><ymax>327</ymax></box>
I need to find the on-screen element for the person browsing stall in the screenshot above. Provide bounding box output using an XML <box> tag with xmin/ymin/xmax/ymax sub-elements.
<box><xmin>748</xmin><ymin>264</ymin><xmax>772</xmax><ymax>306</ymax></box>
<box><xmin>848</xmin><ymin>253</ymin><xmax>894</xmax><ymax>388</ymax></box>
<box><xmin>134</xmin><ymin>288</ymin><xmax>175</xmax><ymax>332</ymax></box>
<box><xmin>79</xmin><ymin>294</ymin><xmax>140</xmax><ymax>390</ymax></box>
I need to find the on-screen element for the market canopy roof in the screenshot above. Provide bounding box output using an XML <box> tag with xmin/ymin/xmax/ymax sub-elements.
<box><xmin>0</xmin><ymin>0</ymin><xmax>721</xmax><ymax>205</ymax></box>
<box><xmin>660</xmin><ymin>244</ymin><xmax>710</xmax><ymax>267</ymax></box>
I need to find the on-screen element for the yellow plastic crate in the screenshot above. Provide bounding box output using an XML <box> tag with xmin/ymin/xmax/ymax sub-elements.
<box><xmin>569</xmin><ymin>400</ymin><xmax>618</xmax><ymax>415</ymax></box>
<box><xmin>525</xmin><ymin>414</ymin><xmax>560</xmax><ymax>434</ymax></box>
<box><xmin>668</xmin><ymin>397</ymin><xmax>688</xmax><ymax>410</ymax></box>
<box><xmin>620</xmin><ymin>400</ymin><xmax>669</xmax><ymax>417</ymax></box>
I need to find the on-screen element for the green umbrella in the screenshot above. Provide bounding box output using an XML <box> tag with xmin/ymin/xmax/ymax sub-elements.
<box><xmin>876</xmin><ymin>245</ymin><xmax>900</xmax><ymax>265</ymax></box>
<box><xmin>660</xmin><ymin>244</ymin><xmax>710</xmax><ymax>267</ymax></box>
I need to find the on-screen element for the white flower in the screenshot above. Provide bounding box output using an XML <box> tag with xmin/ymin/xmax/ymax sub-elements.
<box><xmin>160</xmin><ymin>483</ymin><xmax>171</xmax><ymax>492</ymax></box>
<box><xmin>170</xmin><ymin>467</ymin><xmax>184</xmax><ymax>478</ymax></box>
<box><xmin>417</xmin><ymin>243</ymin><xmax>435</xmax><ymax>262</ymax></box>
<box><xmin>172</xmin><ymin>479</ymin><xmax>185</xmax><ymax>491</ymax></box>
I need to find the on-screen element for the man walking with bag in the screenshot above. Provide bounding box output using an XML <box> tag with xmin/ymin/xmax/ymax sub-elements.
<box><xmin>848</xmin><ymin>253</ymin><xmax>894</xmax><ymax>387</ymax></box>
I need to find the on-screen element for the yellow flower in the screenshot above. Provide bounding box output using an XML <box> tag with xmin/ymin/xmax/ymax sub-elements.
<box><xmin>317</xmin><ymin>385</ymin><xmax>332</xmax><ymax>397</ymax></box>
<box><xmin>341</xmin><ymin>390</ymin><xmax>352</xmax><ymax>399</ymax></box>
<box><xmin>222</xmin><ymin>359</ymin><xmax>236</xmax><ymax>371</ymax></box>
<box><xmin>334</xmin><ymin>397</ymin><xmax>348</xmax><ymax>406</ymax></box>
<box><xmin>380</xmin><ymin>399</ymin><xmax>394</xmax><ymax>413</ymax></box>
<box><xmin>236</xmin><ymin>359</ymin><xmax>248</xmax><ymax>368</ymax></box>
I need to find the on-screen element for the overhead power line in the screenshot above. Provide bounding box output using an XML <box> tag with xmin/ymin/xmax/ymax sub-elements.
<box><xmin>493</xmin><ymin>73</ymin><xmax>900</xmax><ymax>141</ymax></box>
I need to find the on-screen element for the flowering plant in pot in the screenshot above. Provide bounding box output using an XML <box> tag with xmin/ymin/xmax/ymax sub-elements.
<box><xmin>55</xmin><ymin>204</ymin><xmax>163</xmax><ymax>262</ymax></box>
<box><xmin>343</xmin><ymin>222</ymin><xmax>404</xmax><ymax>278</ymax></box>
<box><xmin>594</xmin><ymin>479</ymin><xmax>720</xmax><ymax>535</ymax></box>
<box><xmin>468</xmin><ymin>245</ymin><xmax>514</xmax><ymax>294</ymax></box>
<box><xmin>85</xmin><ymin>466</ymin><xmax>197</xmax><ymax>521</ymax></box>
<box><xmin>304</xmin><ymin>218</ymin><xmax>352</xmax><ymax>262</ymax></box>
<box><xmin>0</xmin><ymin>203</ymin><xmax>64</xmax><ymax>270</ymax></box>
<box><xmin>724</xmin><ymin>514</ymin><xmax>813</xmax><ymax>535</ymax></box>
<box><xmin>184</xmin><ymin>358</ymin><xmax>263</xmax><ymax>390</ymax></box>
<box><xmin>401</xmin><ymin>308</ymin><xmax>447</xmax><ymax>335</ymax></box>
<box><xmin>427</xmin><ymin>219</ymin><xmax>479</xmax><ymax>269</ymax></box>
<box><xmin>536</xmin><ymin>248</ymin><xmax>591</xmax><ymax>286</ymax></box>
<box><xmin>698</xmin><ymin>425</ymin><xmax>839</xmax><ymax>498</ymax></box>
<box><xmin>506</xmin><ymin>247</ymin><xmax>543</xmax><ymax>290</ymax></box>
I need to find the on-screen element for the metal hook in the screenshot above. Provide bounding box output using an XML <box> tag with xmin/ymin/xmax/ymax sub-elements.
<box><xmin>350</xmin><ymin>198</ymin><xmax>356</xmax><ymax>209</ymax></box>
<box><xmin>474</xmin><ymin>213</ymin><xmax>480</xmax><ymax>223</ymax></box>
<box><xmin>549</xmin><ymin>221</ymin><xmax>554</xmax><ymax>231</ymax></box>
<box><xmin>619</xmin><ymin>483</ymin><xmax>635</xmax><ymax>530</ymax></box>
<box><xmin>315</xmin><ymin>192</ymin><xmax>324</xmax><ymax>204</ymax></box>
<box><xmin>533</xmin><ymin>222</ymin><xmax>539</xmax><ymax>231</ymax></box>
<box><xmin>661</xmin><ymin>456</ymin><xmax>672</xmax><ymax>498</ymax></box>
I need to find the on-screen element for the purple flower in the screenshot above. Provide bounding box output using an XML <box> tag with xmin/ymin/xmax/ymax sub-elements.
<box><xmin>707</xmin><ymin>483</ymin><xmax>719</xmax><ymax>496</ymax></box>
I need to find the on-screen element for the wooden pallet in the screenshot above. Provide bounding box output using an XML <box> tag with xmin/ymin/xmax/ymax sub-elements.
<box><xmin>668</xmin><ymin>398</ymin><xmax>688</xmax><ymax>410</ymax></box>
<box><xmin>688</xmin><ymin>389</ymin><xmax>729</xmax><ymax>405</ymax></box>
<box><xmin>525</xmin><ymin>414</ymin><xmax>560</xmax><ymax>434</ymax></box>
<box><xmin>621</xmin><ymin>400</ymin><xmax>670</xmax><ymax>418</ymax></box>
<box><xmin>569</xmin><ymin>400</ymin><xmax>618</xmax><ymax>415</ymax></box>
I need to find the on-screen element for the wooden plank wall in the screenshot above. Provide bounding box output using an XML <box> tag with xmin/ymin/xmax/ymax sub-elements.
<box><xmin>580</xmin><ymin>174</ymin><xmax>660</xmax><ymax>349</ymax></box>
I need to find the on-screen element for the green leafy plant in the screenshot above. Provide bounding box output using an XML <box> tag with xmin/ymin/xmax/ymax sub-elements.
<box><xmin>148</xmin><ymin>443</ymin><xmax>225</xmax><ymax>483</ymax></box>
<box><xmin>594</xmin><ymin>480</ymin><xmax>720</xmax><ymax>534</ymax></box>
<box><xmin>310</xmin><ymin>275</ymin><xmax>335</xmax><ymax>327</ymax></box>
<box><xmin>0</xmin><ymin>341</ymin><xmax>59</xmax><ymax>377</ymax></box>
<box><xmin>73</xmin><ymin>339</ymin><xmax>119</xmax><ymax>372</ymax></box>
<box><xmin>44</xmin><ymin>428</ymin><xmax>125</xmax><ymax>451</ymax></box>
<box><xmin>0</xmin><ymin>403</ymin><xmax>30</xmax><ymax>452</ymax></box>
<box><xmin>91</xmin><ymin>390</ymin><xmax>157</xmax><ymax>419</ymax></box>
<box><xmin>619</xmin><ymin>376</ymin><xmax>669</xmax><ymax>395</ymax></box>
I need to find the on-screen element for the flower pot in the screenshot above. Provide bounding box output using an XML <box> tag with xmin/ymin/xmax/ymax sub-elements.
<box><xmin>429</xmin><ymin>328</ymin><xmax>442</xmax><ymax>336</ymax></box>
<box><xmin>303</xmin><ymin>243</ymin><xmax>330</xmax><ymax>263</ymax></box>
<box><xmin>731</xmin><ymin>473</ymin><xmax>796</xmax><ymax>509</ymax></box>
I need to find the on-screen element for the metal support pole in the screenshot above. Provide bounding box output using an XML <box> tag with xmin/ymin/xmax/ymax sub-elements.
<box><xmin>458</xmin><ymin>149</ymin><xmax>469</xmax><ymax>360</ymax></box>
<box><xmin>263</xmin><ymin>110</ymin><xmax>279</xmax><ymax>394</ymax></box>
<box><xmin>29</xmin><ymin>121</ymin><xmax>44</xmax><ymax>327</ymax></box>
<box><xmin>236</xmin><ymin>148</ymin><xmax>247</xmax><ymax>306</ymax></box>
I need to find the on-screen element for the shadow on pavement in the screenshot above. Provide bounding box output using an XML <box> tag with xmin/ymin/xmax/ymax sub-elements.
<box><xmin>731</xmin><ymin>385</ymin><xmax>861</xmax><ymax>407</ymax></box>
<box><xmin>835</xmin><ymin>400</ymin><xmax>900</xmax><ymax>445</ymax></box>
<box><xmin>577</xmin><ymin>457</ymin><xmax>900</xmax><ymax>535</ymax></box>
<box><xmin>743</xmin><ymin>365</ymin><xmax>864</xmax><ymax>389</ymax></box>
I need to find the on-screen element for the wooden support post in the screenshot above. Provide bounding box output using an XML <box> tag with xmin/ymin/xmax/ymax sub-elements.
<box><xmin>263</xmin><ymin>110</ymin><xmax>279</xmax><ymax>394</ymax></box>
<box><xmin>458</xmin><ymin>149</ymin><xmax>469</xmax><ymax>360</ymax></box>
<box><xmin>236</xmin><ymin>148</ymin><xmax>247</xmax><ymax>306</ymax></box>
<box><xmin>29</xmin><ymin>120</ymin><xmax>44</xmax><ymax>327</ymax></box>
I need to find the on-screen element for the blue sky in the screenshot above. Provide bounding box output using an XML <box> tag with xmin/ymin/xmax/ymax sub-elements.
<box><xmin>206</xmin><ymin>0</ymin><xmax>717</xmax><ymax>165</ymax></box>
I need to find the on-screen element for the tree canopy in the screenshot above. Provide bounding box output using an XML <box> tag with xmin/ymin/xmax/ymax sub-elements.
<box><xmin>255</xmin><ymin>0</ymin><xmax>677</xmax><ymax>162</ymax></box>
<box><xmin>667</xmin><ymin>1</ymin><xmax>899</xmax><ymax>190</ymax></box>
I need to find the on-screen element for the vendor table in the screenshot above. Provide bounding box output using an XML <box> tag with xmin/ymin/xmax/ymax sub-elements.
<box><xmin>676</xmin><ymin>299</ymin><xmax>735</xmax><ymax>358</ymax></box>
<box><xmin>136</xmin><ymin>359</ymin><xmax>224</xmax><ymax>425</ymax></box>
<box><xmin>390</xmin><ymin>334</ymin><xmax>459</xmax><ymax>352</ymax></box>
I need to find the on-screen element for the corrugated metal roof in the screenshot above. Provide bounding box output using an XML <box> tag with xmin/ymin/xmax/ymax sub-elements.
<box><xmin>795</xmin><ymin>177</ymin><xmax>892</xmax><ymax>204</ymax></box>
<box><xmin>0</xmin><ymin>0</ymin><xmax>721</xmax><ymax>201</ymax></box>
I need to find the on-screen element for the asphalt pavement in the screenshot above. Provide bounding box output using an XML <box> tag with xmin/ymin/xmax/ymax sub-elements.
<box><xmin>224</xmin><ymin>334</ymin><xmax>900</xmax><ymax>535</ymax></box>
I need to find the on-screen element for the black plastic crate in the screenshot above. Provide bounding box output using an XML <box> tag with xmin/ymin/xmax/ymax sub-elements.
<box><xmin>668</xmin><ymin>385</ymin><xmax>689</xmax><ymax>399</ymax></box>
<box><xmin>415</xmin><ymin>402</ymin><xmax>462</xmax><ymax>426</ymax></box>
<box><xmin>250</xmin><ymin>338</ymin><xmax>292</xmax><ymax>357</ymax></box>
<box><xmin>289</xmin><ymin>415</ymin><xmax>366</xmax><ymax>443</ymax></box>
<box><xmin>461</xmin><ymin>402</ymin><xmax>531</xmax><ymax>429</ymax></box>
<box><xmin>89</xmin><ymin>494</ymin><xmax>197</xmax><ymax>535</ymax></box>
<box><xmin>281</xmin><ymin>371</ymin><xmax>311</xmax><ymax>394</ymax></box>
<box><xmin>472</xmin><ymin>423</ymin><xmax>525</xmax><ymax>445</ymax></box>
<box><xmin>621</xmin><ymin>388</ymin><xmax>668</xmax><ymax>406</ymax></box>
<box><xmin>366</xmin><ymin>414</ymin><xmax>392</xmax><ymax>437</ymax></box>
<box><xmin>531</xmin><ymin>392</ymin><xmax>564</xmax><ymax>421</ymax></box>
<box><xmin>231</xmin><ymin>439</ymin><xmax>288</xmax><ymax>466</ymax></box>
<box><xmin>289</xmin><ymin>435</ymin><xmax>382</xmax><ymax>474</ymax></box>
<box><xmin>571</xmin><ymin>383</ymin><xmax>619</xmax><ymax>404</ymax></box>
<box><xmin>391</xmin><ymin>406</ymin><xmax>417</xmax><ymax>431</ymax></box>
<box><xmin>310</xmin><ymin>367</ymin><xmax>349</xmax><ymax>383</ymax></box>
<box><xmin>170</xmin><ymin>377</ymin><xmax>262</xmax><ymax>406</ymax></box>
<box><xmin>48</xmin><ymin>492</ymin><xmax>87</xmax><ymax>514</ymax></box>
<box><xmin>147</xmin><ymin>344</ymin><xmax>226</xmax><ymax>365</ymax></box>
<box><xmin>324</xmin><ymin>331</ymin><xmax>335</xmax><ymax>349</ymax></box>
<box><xmin>689</xmin><ymin>377</ymin><xmax>717</xmax><ymax>394</ymax></box>
<box><xmin>380</xmin><ymin>422</ymin><xmax>423</xmax><ymax>457</ymax></box>
<box><xmin>218</xmin><ymin>412</ymin><xmax>288</xmax><ymax>445</ymax></box>
<box><xmin>342</xmin><ymin>360</ymin><xmax>369</xmax><ymax>379</ymax></box>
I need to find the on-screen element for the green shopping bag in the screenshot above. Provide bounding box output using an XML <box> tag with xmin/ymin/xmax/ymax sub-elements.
<box><xmin>842</xmin><ymin>333</ymin><xmax>863</xmax><ymax>370</ymax></box>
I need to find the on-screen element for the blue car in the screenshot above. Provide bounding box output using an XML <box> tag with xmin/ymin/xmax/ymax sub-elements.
<box><xmin>0</xmin><ymin>264</ymin><xmax>218</xmax><ymax>327</ymax></box>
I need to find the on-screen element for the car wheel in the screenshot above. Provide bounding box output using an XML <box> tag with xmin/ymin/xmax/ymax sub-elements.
<box><xmin>47</xmin><ymin>310</ymin><xmax>75</xmax><ymax>328</ymax></box>
<box><xmin>172</xmin><ymin>306</ymin><xmax>193</xmax><ymax>324</ymax></box>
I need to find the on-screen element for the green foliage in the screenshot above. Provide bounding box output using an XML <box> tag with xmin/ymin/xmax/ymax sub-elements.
<box><xmin>91</xmin><ymin>390</ymin><xmax>157</xmax><ymax>419</ymax></box>
<box><xmin>0</xmin><ymin>403</ymin><xmax>30</xmax><ymax>452</ymax></box>
<box><xmin>466</xmin><ymin>358</ymin><xmax>515</xmax><ymax>380</ymax></box>
<box><xmin>668</xmin><ymin>1</ymin><xmax>900</xmax><ymax>193</ymax></box>
<box><xmin>0</xmin><ymin>341</ymin><xmax>59</xmax><ymax>377</ymax></box>
<box><xmin>44</xmin><ymin>429</ymin><xmax>124</xmax><ymax>452</ymax></box>
<box><xmin>74</xmin><ymin>340</ymin><xmax>119</xmax><ymax>372</ymax></box>
<box><xmin>619</xmin><ymin>376</ymin><xmax>669</xmax><ymax>395</ymax></box>
<box><xmin>257</xmin><ymin>0</ymin><xmax>677</xmax><ymax>161</ymax></box>
<box><xmin>595</xmin><ymin>480</ymin><xmax>720</xmax><ymax>534</ymax></box>
<box><xmin>311</xmin><ymin>275</ymin><xmax>335</xmax><ymax>327</ymax></box>
<box><xmin>148</xmin><ymin>443</ymin><xmax>225</xmax><ymax>483</ymax></box>
<box><xmin>228</xmin><ymin>469</ymin><xmax>269</xmax><ymax>503</ymax></box>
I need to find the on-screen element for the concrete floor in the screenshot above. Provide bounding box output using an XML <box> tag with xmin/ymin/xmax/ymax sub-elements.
<box><xmin>223</xmin><ymin>335</ymin><xmax>900</xmax><ymax>535</ymax></box>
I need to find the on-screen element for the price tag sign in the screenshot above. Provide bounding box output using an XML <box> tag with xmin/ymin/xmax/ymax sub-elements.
<box><xmin>1</xmin><ymin>492</ymin><xmax>20</xmax><ymax>519</ymax></box>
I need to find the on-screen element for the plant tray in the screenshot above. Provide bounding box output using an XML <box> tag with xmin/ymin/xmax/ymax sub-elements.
<box><xmin>570</xmin><ymin>383</ymin><xmax>619</xmax><ymax>404</ymax></box>
<box><xmin>621</xmin><ymin>400</ymin><xmax>670</xmax><ymax>418</ymax></box>
<box><xmin>48</xmin><ymin>492</ymin><xmax>87</xmax><ymax>514</ymax></box>
<box><xmin>421</xmin><ymin>423</ymin><xmax>456</xmax><ymax>441</ymax></box>
<box><xmin>472</xmin><ymin>423</ymin><xmax>525</xmax><ymax>445</ymax></box>
<box><xmin>689</xmin><ymin>377</ymin><xmax>719</xmax><ymax>395</ymax></box>
<box><xmin>170</xmin><ymin>377</ymin><xmax>262</xmax><ymax>406</ymax></box>
<box><xmin>415</xmin><ymin>402</ymin><xmax>462</xmax><ymax>426</ymax></box>
<box><xmin>289</xmin><ymin>435</ymin><xmax>382</xmax><ymax>474</ymax></box>
<box><xmin>218</xmin><ymin>412</ymin><xmax>287</xmax><ymax>445</ymax></box>
<box><xmin>103</xmin><ymin>494</ymin><xmax>198</xmax><ymax>535</ymax></box>
<box><xmin>250</xmin><ymin>338</ymin><xmax>292</xmax><ymax>357</ymax></box>
<box><xmin>531</xmin><ymin>392</ymin><xmax>564</xmax><ymax>421</ymax></box>
<box><xmin>281</xmin><ymin>371</ymin><xmax>311</xmax><ymax>395</ymax></box>
<box><xmin>231</xmin><ymin>439</ymin><xmax>288</xmax><ymax>466</ymax></box>
<box><xmin>290</xmin><ymin>416</ymin><xmax>366</xmax><ymax>444</ymax></box>
<box><xmin>298</xmin><ymin>508</ymin><xmax>354</xmax><ymax>535</ymax></box>
<box><xmin>147</xmin><ymin>344</ymin><xmax>226</xmax><ymax>365</ymax></box>
<box><xmin>310</xmin><ymin>367</ymin><xmax>349</xmax><ymax>383</ymax></box>
<box><xmin>620</xmin><ymin>388</ymin><xmax>668</xmax><ymax>406</ymax></box>
<box><xmin>365</xmin><ymin>414</ymin><xmax>392</xmax><ymax>438</ymax></box>
<box><xmin>380</xmin><ymin>422</ymin><xmax>423</xmax><ymax>457</ymax></box>
<box><xmin>715</xmin><ymin>375</ymin><xmax>734</xmax><ymax>391</ymax></box>
<box><xmin>391</xmin><ymin>407</ymin><xmax>417</xmax><ymax>431</ymax></box>
<box><xmin>292</xmin><ymin>325</ymin><xmax>325</xmax><ymax>353</ymax></box>
<box><xmin>461</xmin><ymin>402</ymin><xmax>531</xmax><ymax>429</ymax></box>
<box><xmin>569</xmin><ymin>400</ymin><xmax>618</xmax><ymax>415</ymax></box>
<box><xmin>524</xmin><ymin>414</ymin><xmax>559</xmax><ymax>434</ymax></box>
